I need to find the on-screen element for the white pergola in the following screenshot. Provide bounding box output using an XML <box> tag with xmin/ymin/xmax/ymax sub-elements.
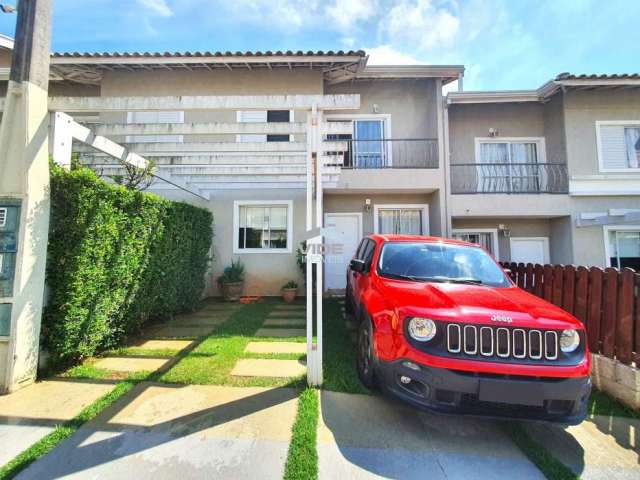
<box><xmin>44</xmin><ymin>93</ymin><xmax>361</xmax><ymax>386</ymax></box>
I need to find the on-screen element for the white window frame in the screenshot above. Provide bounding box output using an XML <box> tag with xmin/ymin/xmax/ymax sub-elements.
<box><xmin>451</xmin><ymin>228</ymin><xmax>500</xmax><ymax>259</ymax></box>
<box><xmin>509</xmin><ymin>237</ymin><xmax>550</xmax><ymax>264</ymax></box>
<box><xmin>126</xmin><ymin>111</ymin><xmax>185</xmax><ymax>144</ymax></box>
<box><xmin>474</xmin><ymin>137</ymin><xmax>547</xmax><ymax>164</ymax></box>
<box><xmin>233</xmin><ymin>200</ymin><xmax>293</xmax><ymax>254</ymax></box>
<box><xmin>603</xmin><ymin>225</ymin><xmax>640</xmax><ymax>268</ymax></box>
<box><xmin>325</xmin><ymin>113</ymin><xmax>393</xmax><ymax>166</ymax></box>
<box><xmin>373</xmin><ymin>203</ymin><xmax>429</xmax><ymax>235</ymax></box>
<box><xmin>595</xmin><ymin>120</ymin><xmax>640</xmax><ymax>173</ymax></box>
<box><xmin>236</xmin><ymin>110</ymin><xmax>295</xmax><ymax>143</ymax></box>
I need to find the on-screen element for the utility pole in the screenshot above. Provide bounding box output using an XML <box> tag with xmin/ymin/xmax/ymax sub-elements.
<box><xmin>0</xmin><ymin>0</ymin><xmax>53</xmax><ymax>393</ymax></box>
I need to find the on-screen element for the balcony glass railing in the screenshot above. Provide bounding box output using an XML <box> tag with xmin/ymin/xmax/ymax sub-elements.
<box><xmin>450</xmin><ymin>162</ymin><xmax>568</xmax><ymax>194</ymax></box>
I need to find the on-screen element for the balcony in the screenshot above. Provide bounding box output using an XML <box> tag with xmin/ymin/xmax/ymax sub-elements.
<box><xmin>327</xmin><ymin>139</ymin><xmax>439</xmax><ymax>169</ymax></box>
<box><xmin>450</xmin><ymin>162</ymin><xmax>568</xmax><ymax>194</ymax></box>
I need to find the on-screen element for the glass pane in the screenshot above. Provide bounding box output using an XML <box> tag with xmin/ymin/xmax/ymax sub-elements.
<box><xmin>453</xmin><ymin>232</ymin><xmax>493</xmax><ymax>254</ymax></box>
<box><xmin>610</xmin><ymin>230</ymin><xmax>640</xmax><ymax>270</ymax></box>
<box><xmin>354</xmin><ymin>120</ymin><xmax>384</xmax><ymax>168</ymax></box>
<box><xmin>0</xmin><ymin>303</ymin><xmax>11</xmax><ymax>336</ymax></box>
<box><xmin>509</xmin><ymin>143</ymin><xmax>537</xmax><ymax>163</ymax></box>
<box><xmin>399</xmin><ymin>210</ymin><xmax>422</xmax><ymax>235</ymax></box>
<box><xmin>479</xmin><ymin>143</ymin><xmax>508</xmax><ymax>163</ymax></box>
<box><xmin>378</xmin><ymin>209</ymin><xmax>422</xmax><ymax>235</ymax></box>
<box><xmin>624</xmin><ymin>127</ymin><xmax>640</xmax><ymax>168</ymax></box>
<box><xmin>239</xmin><ymin>206</ymin><xmax>267</xmax><ymax>249</ymax></box>
<box><xmin>238</xmin><ymin>205</ymin><xmax>288</xmax><ymax>250</ymax></box>
<box><xmin>268</xmin><ymin>206</ymin><xmax>288</xmax><ymax>249</ymax></box>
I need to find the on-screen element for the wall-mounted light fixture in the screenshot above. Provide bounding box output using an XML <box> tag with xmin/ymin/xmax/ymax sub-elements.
<box><xmin>364</xmin><ymin>198</ymin><xmax>372</xmax><ymax>212</ymax></box>
<box><xmin>372</xmin><ymin>104</ymin><xmax>380</xmax><ymax>114</ymax></box>
<box><xmin>488</xmin><ymin>127</ymin><xmax>499</xmax><ymax>137</ymax></box>
<box><xmin>498</xmin><ymin>223</ymin><xmax>511</xmax><ymax>237</ymax></box>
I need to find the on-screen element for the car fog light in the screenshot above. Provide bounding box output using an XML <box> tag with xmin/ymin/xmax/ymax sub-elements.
<box><xmin>400</xmin><ymin>376</ymin><xmax>412</xmax><ymax>384</ymax></box>
<box><xmin>408</xmin><ymin>317</ymin><xmax>437</xmax><ymax>342</ymax></box>
<box><xmin>560</xmin><ymin>329</ymin><xmax>580</xmax><ymax>353</ymax></box>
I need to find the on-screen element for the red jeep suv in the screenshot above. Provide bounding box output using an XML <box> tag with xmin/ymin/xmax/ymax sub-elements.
<box><xmin>346</xmin><ymin>235</ymin><xmax>591</xmax><ymax>424</ymax></box>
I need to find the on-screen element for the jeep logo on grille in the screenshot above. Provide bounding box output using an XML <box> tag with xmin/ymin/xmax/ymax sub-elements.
<box><xmin>491</xmin><ymin>315</ymin><xmax>513</xmax><ymax>323</ymax></box>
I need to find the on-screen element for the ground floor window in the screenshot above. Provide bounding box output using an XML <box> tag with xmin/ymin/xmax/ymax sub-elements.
<box><xmin>374</xmin><ymin>204</ymin><xmax>428</xmax><ymax>235</ymax></box>
<box><xmin>606</xmin><ymin>227</ymin><xmax>640</xmax><ymax>270</ymax></box>
<box><xmin>233</xmin><ymin>201</ymin><xmax>292</xmax><ymax>253</ymax></box>
<box><xmin>451</xmin><ymin>229</ymin><xmax>499</xmax><ymax>257</ymax></box>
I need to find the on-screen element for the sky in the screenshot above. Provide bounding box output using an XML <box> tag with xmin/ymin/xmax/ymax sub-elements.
<box><xmin>0</xmin><ymin>0</ymin><xmax>638</xmax><ymax>90</ymax></box>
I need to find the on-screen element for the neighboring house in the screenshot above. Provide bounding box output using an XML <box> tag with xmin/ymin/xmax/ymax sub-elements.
<box><xmin>0</xmin><ymin>38</ymin><xmax>638</xmax><ymax>294</ymax></box>
<box><xmin>447</xmin><ymin>73</ymin><xmax>640</xmax><ymax>270</ymax></box>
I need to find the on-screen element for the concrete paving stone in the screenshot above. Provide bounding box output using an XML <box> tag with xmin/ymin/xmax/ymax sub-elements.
<box><xmin>524</xmin><ymin>415</ymin><xmax>640</xmax><ymax>479</ymax></box>
<box><xmin>94</xmin><ymin>357</ymin><xmax>169</xmax><ymax>373</ymax></box>
<box><xmin>231</xmin><ymin>359</ymin><xmax>306</xmax><ymax>378</ymax></box>
<box><xmin>0</xmin><ymin>379</ymin><xmax>114</xmax><ymax>467</ymax></box>
<box><xmin>244</xmin><ymin>342</ymin><xmax>307</xmax><ymax>355</ymax></box>
<box><xmin>17</xmin><ymin>383</ymin><xmax>299</xmax><ymax>480</ymax></box>
<box><xmin>267</xmin><ymin>311</ymin><xmax>305</xmax><ymax>319</ymax></box>
<box><xmin>263</xmin><ymin>318</ymin><xmax>306</xmax><ymax>327</ymax></box>
<box><xmin>132</xmin><ymin>339</ymin><xmax>194</xmax><ymax>351</ymax></box>
<box><xmin>317</xmin><ymin>390</ymin><xmax>544</xmax><ymax>480</ymax></box>
<box><xmin>256</xmin><ymin>328</ymin><xmax>306</xmax><ymax>338</ymax></box>
<box><xmin>144</xmin><ymin>325</ymin><xmax>215</xmax><ymax>338</ymax></box>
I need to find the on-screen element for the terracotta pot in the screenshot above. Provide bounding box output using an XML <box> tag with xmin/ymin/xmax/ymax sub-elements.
<box><xmin>282</xmin><ymin>288</ymin><xmax>297</xmax><ymax>303</ymax></box>
<box><xmin>220</xmin><ymin>281</ymin><xmax>243</xmax><ymax>302</ymax></box>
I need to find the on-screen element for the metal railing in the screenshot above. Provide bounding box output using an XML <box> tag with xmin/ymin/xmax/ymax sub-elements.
<box><xmin>450</xmin><ymin>162</ymin><xmax>568</xmax><ymax>194</ymax></box>
<box><xmin>326</xmin><ymin>138</ymin><xmax>438</xmax><ymax>169</ymax></box>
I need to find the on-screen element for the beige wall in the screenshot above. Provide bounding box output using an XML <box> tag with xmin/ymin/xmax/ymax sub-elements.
<box><xmin>324</xmin><ymin>192</ymin><xmax>440</xmax><ymax>236</ymax></box>
<box><xmin>325</xmin><ymin>79</ymin><xmax>438</xmax><ymax>139</ymax></box>
<box><xmin>543</xmin><ymin>93</ymin><xmax>567</xmax><ymax>163</ymax></box>
<box><xmin>564</xmin><ymin>89</ymin><xmax>640</xmax><ymax>176</ymax></box>
<box><xmin>451</xmin><ymin>217</ymin><xmax>553</xmax><ymax>262</ymax></box>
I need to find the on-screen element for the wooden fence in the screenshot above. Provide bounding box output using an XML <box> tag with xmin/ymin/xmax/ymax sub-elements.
<box><xmin>501</xmin><ymin>262</ymin><xmax>640</xmax><ymax>366</ymax></box>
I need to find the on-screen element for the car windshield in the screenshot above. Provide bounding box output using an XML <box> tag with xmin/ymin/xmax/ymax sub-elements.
<box><xmin>377</xmin><ymin>241</ymin><xmax>511</xmax><ymax>288</ymax></box>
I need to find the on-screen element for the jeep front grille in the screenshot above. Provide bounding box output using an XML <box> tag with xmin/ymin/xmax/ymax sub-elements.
<box><xmin>446</xmin><ymin>324</ymin><xmax>559</xmax><ymax>361</ymax></box>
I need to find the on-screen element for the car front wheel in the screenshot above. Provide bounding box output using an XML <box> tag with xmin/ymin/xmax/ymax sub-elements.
<box><xmin>356</xmin><ymin>316</ymin><xmax>377</xmax><ymax>389</ymax></box>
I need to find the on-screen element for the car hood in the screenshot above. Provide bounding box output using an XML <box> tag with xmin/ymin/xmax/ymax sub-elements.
<box><xmin>380</xmin><ymin>279</ymin><xmax>582</xmax><ymax>329</ymax></box>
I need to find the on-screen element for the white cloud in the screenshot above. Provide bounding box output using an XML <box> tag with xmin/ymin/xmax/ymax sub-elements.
<box><xmin>365</xmin><ymin>45</ymin><xmax>426</xmax><ymax>65</ymax></box>
<box><xmin>325</xmin><ymin>0</ymin><xmax>378</xmax><ymax>32</ymax></box>
<box><xmin>382</xmin><ymin>0</ymin><xmax>459</xmax><ymax>50</ymax></box>
<box><xmin>138</xmin><ymin>0</ymin><xmax>173</xmax><ymax>17</ymax></box>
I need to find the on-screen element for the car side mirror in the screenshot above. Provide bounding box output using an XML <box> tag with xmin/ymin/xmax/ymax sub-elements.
<box><xmin>350</xmin><ymin>259</ymin><xmax>366</xmax><ymax>273</ymax></box>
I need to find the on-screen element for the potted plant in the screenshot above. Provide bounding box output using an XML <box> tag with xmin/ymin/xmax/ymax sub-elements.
<box><xmin>281</xmin><ymin>280</ymin><xmax>298</xmax><ymax>303</ymax></box>
<box><xmin>218</xmin><ymin>259</ymin><xmax>245</xmax><ymax>301</ymax></box>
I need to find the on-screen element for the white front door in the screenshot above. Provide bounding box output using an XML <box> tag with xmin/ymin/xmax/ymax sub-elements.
<box><xmin>324</xmin><ymin>213</ymin><xmax>362</xmax><ymax>290</ymax></box>
<box><xmin>509</xmin><ymin>237</ymin><xmax>550</xmax><ymax>264</ymax></box>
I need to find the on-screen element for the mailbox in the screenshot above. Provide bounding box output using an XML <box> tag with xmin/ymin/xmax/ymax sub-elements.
<box><xmin>0</xmin><ymin>202</ymin><xmax>20</xmax><ymax>336</ymax></box>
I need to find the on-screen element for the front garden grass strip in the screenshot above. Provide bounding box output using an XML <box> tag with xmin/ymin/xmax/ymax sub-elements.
<box><xmin>283</xmin><ymin>388</ymin><xmax>319</xmax><ymax>480</ymax></box>
<box><xmin>0</xmin><ymin>379</ymin><xmax>140</xmax><ymax>480</ymax></box>
<box><xmin>322</xmin><ymin>298</ymin><xmax>369</xmax><ymax>394</ymax></box>
<box><xmin>267</xmin><ymin>311</ymin><xmax>306</xmax><ymax>318</ymax></box>
<box><xmin>256</xmin><ymin>328</ymin><xmax>306</xmax><ymax>338</ymax></box>
<box><xmin>231</xmin><ymin>359</ymin><xmax>307</xmax><ymax>378</ymax></box>
<box><xmin>589</xmin><ymin>389</ymin><xmax>640</xmax><ymax>419</ymax></box>
<box><xmin>502</xmin><ymin>423</ymin><xmax>579</xmax><ymax>480</ymax></box>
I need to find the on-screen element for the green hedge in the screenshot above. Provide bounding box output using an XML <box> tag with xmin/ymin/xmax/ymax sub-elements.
<box><xmin>43</xmin><ymin>165</ymin><xmax>213</xmax><ymax>366</ymax></box>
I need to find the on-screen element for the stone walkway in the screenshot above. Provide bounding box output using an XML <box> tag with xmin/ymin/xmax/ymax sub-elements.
<box><xmin>16</xmin><ymin>383</ymin><xmax>299</xmax><ymax>479</ymax></box>
<box><xmin>231</xmin><ymin>303</ymin><xmax>307</xmax><ymax>380</ymax></box>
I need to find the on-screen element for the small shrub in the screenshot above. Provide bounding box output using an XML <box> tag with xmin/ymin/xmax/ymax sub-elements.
<box><xmin>218</xmin><ymin>258</ymin><xmax>245</xmax><ymax>284</ymax></box>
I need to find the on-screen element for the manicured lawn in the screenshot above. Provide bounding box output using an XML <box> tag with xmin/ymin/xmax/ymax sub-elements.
<box><xmin>589</xmin><ymin>389</ymin><xmax>639</xmax><ymax>419</ymax></box>
<box><xmin>322</xmin><ymin>298</ymin><xmax>369</xmax><ymax>394</ymax></box>
<box><xmin>284</xmin><ymin>388</ymin><xmax>319</xmax><ymax>480</ymax></box>
<box><xmin>159</xmin><ymin>299</ymin><xmax>307</xmax><ymax>388</ymax></box>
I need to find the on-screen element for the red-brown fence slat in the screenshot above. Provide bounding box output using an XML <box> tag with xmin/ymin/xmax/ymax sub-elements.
<box><xmin>534</xmin><ymin>264</ymin><xmax>544</xmax><ymax>297</ymax></box>
<box><xmin>615</xmin><ymin>268</ymin><xmax>635</xmax><ymax>365</ymax></box>
<box><xmin>587</xmin><ymin>267</ymin><xmax>603</xmax><ymax>354</ymax></box>
<box><xmin>562</xmin><ymin>265</ymin><xmax>576</xmax><ymax>315</ymax></box>
<box><xmin>601</xmin><ymin>268</ymin><xmax>618</xmax><ymax>358</ymax></box>
<box><xmin>524</xmin><ymin>263</ymin><xmax>534</xmax><ymax>292</ymax></box>
<box><xmin>552</xmin><ymin>265</ymin><xmax>564</xmax><ymax>307</ymax></box>
<box><xmin>543</xmin><ymin>265</ymin><xmax>554</xmax><ymax>302</ymax></box>
<box><xmin>574</xmin><ymin>266</ymin><xmax>589</xmax><ymax>327</ymax></box>
<box><xmin>516</xmin><ymin>263</ymin><xmax>526</xmax><ymax>289</ymax></box>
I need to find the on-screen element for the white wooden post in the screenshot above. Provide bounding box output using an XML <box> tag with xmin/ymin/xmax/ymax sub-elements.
<box><xmin>49</xmin><ymin>112</ymin><xmax>74</xmax><ymax>169</ymax></box>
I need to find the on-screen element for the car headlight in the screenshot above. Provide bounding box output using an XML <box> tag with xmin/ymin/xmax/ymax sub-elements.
<box><xmin>560</xmin><ymin>329</ymin><xmax>580</xmax><ymax>353</ymax></box>
<box><xmin>408</xmin><ymin>317</ymin><xmax>437</xmax><ymax>342</ymax></box>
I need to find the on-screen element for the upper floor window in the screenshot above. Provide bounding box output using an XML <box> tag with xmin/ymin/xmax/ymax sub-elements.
<box><xmin>326</xmin><ymin>115</ymin><xmax>391</xmax><ymax>168</ymax></box>
<box><xmin>236</xmin><ymin>110</ymin><xmax>293</xmax><ymax>143</ymax></box>
<box><xmin>474</xmin><ymin>137</ymin><xmax>546</xmax><ymax>193</ymax></box>
<box><xmin>126</xmin><ymin>111</ymin><xmax>184</xmax><ymax>143</ymax></box>
<box><xmin>596</xmin><ymin>121</ymin><xmax>640</xmax><ymax>171</ymax></box>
